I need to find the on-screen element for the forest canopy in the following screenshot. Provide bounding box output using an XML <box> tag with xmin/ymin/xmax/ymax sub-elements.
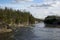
<box><xmin>0</xmin><ymin>7</ymin><xmax>35</xmax><ymax>25</ymax></box>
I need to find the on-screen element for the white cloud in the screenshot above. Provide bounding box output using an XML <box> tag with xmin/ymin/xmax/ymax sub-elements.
<box><xmin>30</xmin><ymin>3</ymin><xmax>53</xmax><ymax>9</ymax></box>
<box><xmin>11</xmin><ymin>0</ymin><xmax>60</xmax><ymax>19</ymax></box>
<box><xmin>14</xmin><ymin>0</ymin><xmax>34</xmax><ymax>3</ymax></box>
<box><xmin>26</xmin><ymin>0</ymin><xmax>60</xmax><ymax>19</ymax></box>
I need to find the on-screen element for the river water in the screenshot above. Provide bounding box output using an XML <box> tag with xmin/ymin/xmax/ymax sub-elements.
<box><xmin>13</xmin><ymin>22</ymin><xmax>60</xmax><ymax>40</ymax></box>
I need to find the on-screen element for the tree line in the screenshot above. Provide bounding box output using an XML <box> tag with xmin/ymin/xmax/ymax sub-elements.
<box><xmin>0</xmin><ymin>7</ymin><xmax>35</xmax><ymax>25</ymax></box>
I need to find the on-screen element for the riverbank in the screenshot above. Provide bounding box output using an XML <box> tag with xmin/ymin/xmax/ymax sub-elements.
<box><xmin>0</xmin><ymin>29</ymin><xmax>12</xmax><ymax>33</ymax></box>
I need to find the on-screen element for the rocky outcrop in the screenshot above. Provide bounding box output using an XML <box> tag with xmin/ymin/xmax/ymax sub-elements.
<box><xmin>0</xmin><ymin>22</ymin><xmax>12</xmax><ymax>33</ymax></box>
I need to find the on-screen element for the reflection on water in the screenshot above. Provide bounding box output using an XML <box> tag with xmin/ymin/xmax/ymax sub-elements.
<box><xmin>1</xmin><ymin>22</ymin><xmax>60</xmax><ymax>40</ymax></box>
<box><xmin>45</xmin><ymin>24</ymin><xmax>60</xmax><ymax>28</ymax></box>
<box><xmin>0</xmin><ymin>32</ymin><xmax>14</xmax><ymax>40</ymax></box>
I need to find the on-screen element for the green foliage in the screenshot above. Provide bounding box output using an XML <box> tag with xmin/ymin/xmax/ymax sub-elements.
<box><xmin>44</xmin><ymin>15</ymin><xmax>60</xmax><ymax>24</ymax></box>
<box><xmin>0</xmin><ymin>7</ymin><xmax>35</xmax><ymax>24</ymax></box>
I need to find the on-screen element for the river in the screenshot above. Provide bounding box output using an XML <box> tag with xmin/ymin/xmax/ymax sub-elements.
<box><xmin>1</xmin><ymin>22</ymin><xmax>60</xmax><ymax>40</ymax></box>
<box><xmin>11</xmin><ymin>22</ymin><xmax>60</xmax><ymax>40</ymax></box>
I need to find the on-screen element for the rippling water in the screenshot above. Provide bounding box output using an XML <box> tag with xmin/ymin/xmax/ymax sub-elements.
<box><xmin>2</xmin><ymin>22</ymin><xmax>60</xmax><ymax>40</ymax></box>
<box><xmin>13</xmin><ymin>22</ymin><xmax>60</xmax><ymax>40</ymax></box>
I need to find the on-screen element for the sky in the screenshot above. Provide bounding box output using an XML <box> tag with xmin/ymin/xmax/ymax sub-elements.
<box><xmin>0</xmin><ymin>0</ymin><xmax>60</xmax><ymax>19</ymax></box>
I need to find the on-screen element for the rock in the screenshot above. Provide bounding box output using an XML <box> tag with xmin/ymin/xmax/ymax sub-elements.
<box><xmin>0</xmin><ymin>22</ymin><xmax>13</xmax><ymax>33</ymax></box>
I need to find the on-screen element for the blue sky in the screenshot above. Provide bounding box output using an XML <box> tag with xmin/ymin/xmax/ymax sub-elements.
<box><xmin>0</xmin><ymin>0</ymin><xmax>43</xmax><ymax>4</ymax></box>
<box><xmin>0</xmin><ymin>0</ymin><xmax>60</xmax><ymax>19</ymax></box>
<box><xmin>0</xmin><ymin>0</ymin><xmax>12</xmax><ymax>4</ymax></box>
